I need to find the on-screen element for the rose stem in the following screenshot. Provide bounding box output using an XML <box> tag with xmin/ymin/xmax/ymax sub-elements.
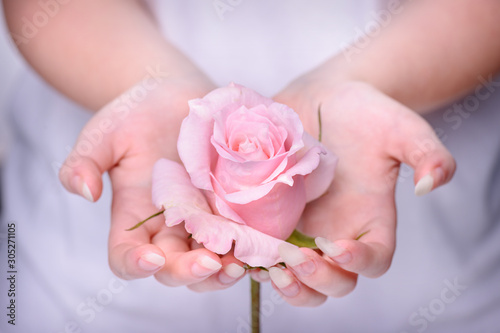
<box><xmin>318</xmin><ymin>104</ymin><xmax>323</xmax><ymax>142</ymax></box>
<box><xmin>251</xmin><ymin>277</ymin><xmax>261</xmax><ymax>333</ymax></box>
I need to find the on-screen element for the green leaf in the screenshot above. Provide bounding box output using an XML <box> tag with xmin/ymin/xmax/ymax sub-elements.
<box><xmin>285</xmin><ymin>229</ymin><xmax>318</xmax><ymax>249</ymax></box>
<box><xmin>125</xmin><ymin>209</ymin><xmax>165</xmax><ymax>231</ymax></box>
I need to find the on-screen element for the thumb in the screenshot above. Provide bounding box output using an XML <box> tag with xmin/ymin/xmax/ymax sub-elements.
<box><xmin>388</xmin><ymin>112</ymin><xmax>456</xmax><ymax>196</ymax></box>
<box><xmin>58</xmin><ymin>113</ymin><xmax>118</xmax><ymax>202</ymax></box>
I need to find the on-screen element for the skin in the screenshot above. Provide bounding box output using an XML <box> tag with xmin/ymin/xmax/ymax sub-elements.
<box><xmin>3</xmin><ymin>0</ymin><xmax>500</xmax><ymax>305</ymax></box>
<box><xmin>3</xmin><ymin>0</ymin><xmax>240</xmax><ymax>291</ymax></box>
<box><xmin>269</xmin><ymin>0</ymin><xmax>500</xmax><ymax>306</ymax></box>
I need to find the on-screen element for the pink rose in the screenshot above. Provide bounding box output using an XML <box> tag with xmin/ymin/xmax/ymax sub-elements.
<box><xmin>152</xmin><ymin>83</ymin><xmax>337</xmax><ymax>267</ymax></box>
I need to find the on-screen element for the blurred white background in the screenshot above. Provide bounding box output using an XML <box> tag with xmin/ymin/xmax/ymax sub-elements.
<box><xmin>0</xmin><ymin>4</ymin><xmax>25</xmax><ymax>162</ymax></box>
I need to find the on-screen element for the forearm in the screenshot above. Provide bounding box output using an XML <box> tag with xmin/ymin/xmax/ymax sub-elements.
<box><xmin>3</xmin><ymin>0</ymin><xmax>209</xmax><ymax>111</ymax></box>
<box><xmin>325</xmin><ymin>0</ymin><xmax>500</xmax><ymax>112</ymax></box>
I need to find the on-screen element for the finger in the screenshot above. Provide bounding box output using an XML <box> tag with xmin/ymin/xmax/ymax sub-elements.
<box><xmin>248</xmin><ymin>269</ymin><xmax>271</xmax><ymax>283</ymax></box>
<box><xmin>154</xmin><ymin>248</ymin><xmax>223</xmax><ymax>287</ymax></box>
<box><xmin>386</xmin><ymin>105</ymin><xmax>456</xmax><ymax>195</ymax></box>
<box><xmin>108</xmin><ymin>186</ymin><xmax>170</xmax><ymax>279</ymax></box>
<box><xmin>149</xmin><ymin>224</ymin><xmax>224</xmax><ymax>287</ymax></box>
<box><xmin>109</xmin><ymin>193</ymin><xmax>223</xmax><ymax>286</ymax></box>
<box><xmin>109</xmin><ymin>242</ymin><xmax>166</xmax><ymax>280</ymax></box>
<box><xmin>187</xmin><ymin>255</ymin><xmax>246</xmax><ymax>292</ymax></box>
<box><xmin>268</xmin><ymin>266</ymin><xmax>327</xmax><ymax>307</ymax></box>
<box><xmin>278</xmin><ymin>243</ymin><xmax>357</xmax><ymax>298</ymax></box>
<box><xmin>315</xmin><ymin>236</ymin><xmax>394</xmax><ymax>278</ymax></box>
<box><xmin>58</xmin><ymin>111</ymin><xmax>120</xmax><ymax>202</ymax></box>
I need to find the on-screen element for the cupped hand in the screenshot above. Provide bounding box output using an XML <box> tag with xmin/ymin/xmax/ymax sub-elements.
<box><xmin>271</xmin><ymin>80</ymin><xmax>456</xmax><ymax>306</ymax></box>
<box><xmin>59</xmin><ymin>76</ymin><xmax>246</xmax><ymax>291</ymax></box>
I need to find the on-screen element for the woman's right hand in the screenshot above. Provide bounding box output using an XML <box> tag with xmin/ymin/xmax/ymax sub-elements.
<box><xmin>59</xmin><ymin>76</ymin><xmax>247</xmax><ymax>291</ymax></box>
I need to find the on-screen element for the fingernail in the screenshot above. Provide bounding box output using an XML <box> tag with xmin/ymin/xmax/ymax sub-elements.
<box><xmin>71</xmin><ymin>176</ymin><xmax>94</xmax><ymax>202</ymax></box>
<box><xmin>138</xmin><ymin>252</ymin><xmax>165</xmax><ymax>271</ymax></box>
<box><xmin>331</xmin><ymin>250</ymin><xmax>352</xmax><ymax>264</ymax></box>
<box><xmin>269</xmin><ymin>267</ymin><xmax>299</xmax><ymax>297</ymax></box>
<box><xmin>257</xmin><ymin>269</ymin><xmax>270</xmax><ymax>281</ymax></box>
<box><xmin>315</xmin><ymin>237</ymin><xmax>348</xmax><ymax>260</ymax></box>
<box><xmin>315</xmin><ymin>237</ymin><xmax>352</xmax><ymax>264</ymax></box>
<box><xmin>278</xmin><ymin>243</ymin><xmax>315</xmax><ymax>276</ymax></box>
<box><xmin>82</xmin><ymin>181</ymin><xmax>94</xmax><ymax>202</ymax></box>
<box><xmin>192</xmin><ymin>256</ymin><xmax>222</xmax><ymax>277</ymax></box>
<box><xmin>415</xmin><ymin>174</ymin><xmax>434</xmax><ymax>196</ymax></box>
<box><xmin>219</xmin><ymin>263</ymin><xmax>245</xmax><ymax>284</ymax></box>
<box><xmin>269</xmin><ymin>267</ymin><xmax>292</xmax><ymax>288</ymax></box>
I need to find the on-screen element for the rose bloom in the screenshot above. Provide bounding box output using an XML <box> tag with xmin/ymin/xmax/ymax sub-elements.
<box><xmin>152</xmin><ymin>83</ymin><xmax>337</xmax><ymax>267</ymax></box>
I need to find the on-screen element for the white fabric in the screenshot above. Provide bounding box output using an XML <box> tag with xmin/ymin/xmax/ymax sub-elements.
<box><xmin>1</xmin><ymin>1</ymin><xmax>500</xmax><ymax>332</ymax></box>
<box><xmin>0</xmin><ymin>4</ymin><xmax>25</xmax><ymax>164</ymax></box>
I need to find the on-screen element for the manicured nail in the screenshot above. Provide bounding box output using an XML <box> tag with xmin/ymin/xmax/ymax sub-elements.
<box><xmin>315</xmin><ymin>237</ymin><xmax>352</xmax><ymax>264</ymax></box>
<box><xmin>331</xmin><ymin>250</ymin><xmax>352</xmax><ymax>264</ymax></box>
<box><xmin>138</xmin><ymin>253</ymin><xmax>165</xmax><ymax>271</ymax></box>
<box><xmin>278</xmin><ymin>243</ymin><xmax>315</xmax><ymax>276</ymax></box>
<box><xmin>269</xmin><ymin>267</ymin><xmax>299</xmax><ymax>297</ymax></box>
<box><xmin>219</xmin><ymin>263</ymin><xmax>245</xmax><ymax>284</ymax></box>
<box><xmin>269</xmin><ymin>267</ymin><xmax>292</xmax><ymax>288</ymax></box>
<box><xmin>82</xmin><ymin>181</ymin><xmax>94</xmax><ymax>202</ymax></box>
<box><xmin>192</xmin><ymin>256</ymin><xmax>222</xmax><ymax>277</ymax></box>
<box><xmin>315</xmin><ymin>237</ymin><xmax>346</xmax><ymax>258</ymax></box>
<box><xmin>257</xmin><ymin>269</ymin><xmax>270</xmax><ymax>281</ymax></box>
<box><xmin>415</xmin><ymin>174</ymin><xmax>434</xmax><ymax>196</ymax></box>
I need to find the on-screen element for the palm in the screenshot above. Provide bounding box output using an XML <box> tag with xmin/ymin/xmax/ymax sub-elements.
<box><xmin>60</xmin><ymin>78</ymin><xmax>245</xmax><ymax>289</ymax></box>
<box><xmin>271</xmin><ymin>81</ymin><xmax>455</xmax><ymax>304</ymax></box>
<box><xmin>295</xmin><ymin>83</ymin><xmax>409</xmax><ymax>276</ymax></box>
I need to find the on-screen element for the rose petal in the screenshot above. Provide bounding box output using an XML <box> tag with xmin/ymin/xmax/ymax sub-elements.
<box><xmin>152</xmin><ymin>160</ymin><xmax>212</xmax><ymax>213</ymax></box>
<box><xmin>152</xmin><ymin>158</ymin><xmax>285</xmax><ymax>267</ymax></box>
<box><xmin>229</xmin><ymin>83</ymin><xmax>275</xmax><ymax>108</ymax></box>
<box><xmin>211</xmin><ymin>165</ymin><xmax>306</xmax><ymax>240</ymax></box>
<box><xmin>227</xmin><ymin>178</ymin><xmax>307</xmax><ymax>239</ymax></box>
<box><xmin>179</xmin><ymin>84</ymin><xmax>275</xmax><ymax>190</ymax></box>
<box><xmin>180</xmin><ymin>209</ymin><xmax>285</xmax><ymax>267</ymax></box>
<box><xmin>213</xmin><ymin>119</ymin><xmax>270</xmax><ymax>161</ymax></box>
<box><xmin>213</xmin><ymin>154</ymin><xmax>288</xmax><ymax>193</ymax></box>
<box><xmin>223</xmin><ymin>142</ymin><xmax>326</xmax><ymax>205</ymax></box>
<box><xmin>203</xmin><ymin>83</ymin><xmax>274</xmax><ymax>113</ymax></box>
<box><xmin>265</xmin><ymin>102</ymin><xmax>304</xmax><ymax>152</ymax></box>
<box><xmin>301</xmin><ymin>132</ymin><xmax>338</xmax><ymax>202</ymax></box>
<box><xmin>209</xmin><ymin>176</ymin><xmax>245</xmax><ymax>224</ymax></box>
<box><xmin>177</xmin><ymin>101</ymin><xmax>217</xmax><ymax>191</ymax></box>
<box><xmin>212</xmin><ymin>104</ymin><xmax>285</xmax><ymax>161</ymax></box>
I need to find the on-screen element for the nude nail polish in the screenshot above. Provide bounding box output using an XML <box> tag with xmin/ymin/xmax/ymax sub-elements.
<box><xmin>139</xmin><ymin>253</ymin><xmax>165</xmax><ymax>271</ymax></box>
<box><xmin>269</xmin><ymin>267</ymin><xmax>300</xmax><ymax>297</ymax></box>
<box><xmin>192</xmin><ymin>256</ymin><xmax>222</xmax><ymax>277</ymax></box>
<box><xmin>278</xmin><ymin>243</ymin><xmax>316</xmax><ymax>276</ymax></box>
<box><xmin>415</xmin><ymin>174</ymin><xmax>434</xmax><ymax>196</ymax></box>
<box><xmin>219</xmin><ymin>263</ymin><xmax>245</xmax><ymax>284</ymax></box>
<box><xmin>315</xmin><ymin>237</ymin><xmax>345</xmax><ymax>257</ymax></box>
<box><xmin>82</xmin><ymin>181</ymin><xmax>94</xmax><ymax>202</ymax></box>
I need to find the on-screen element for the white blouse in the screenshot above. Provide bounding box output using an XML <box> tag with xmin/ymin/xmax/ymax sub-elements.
<box><xmin>1</xmin><ymin>1</ymin><xmax>499</xmax><ymax>332</ymax></box>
